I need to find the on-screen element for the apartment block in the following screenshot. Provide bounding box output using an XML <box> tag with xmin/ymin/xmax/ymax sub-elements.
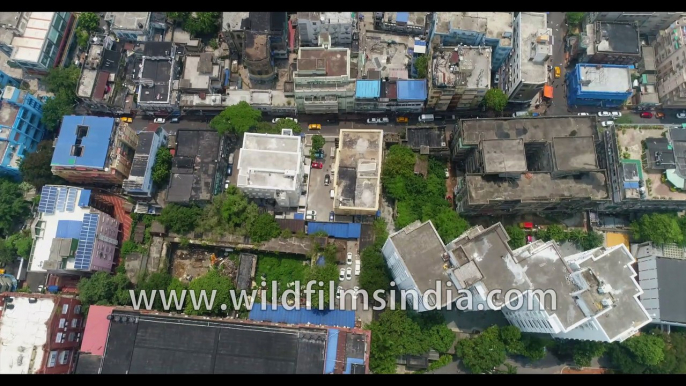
<box><xmin>354</xmin><ymin>79</ymin><xmax>427</xmax><ymax>113</ymax></box>
<box><xmin>0</xmin><ymin>85</ymin><xmax>45</xmax><ymax>179</ymax></box>
<box><xmin>566</xmin><ymin>64</ymin><xmax>633</xmax><ymax>108</ymax></box>
<box><xmin>587</xmin><ymin>12</ymin><xmax>681</xmax><ymax>37</ymax></box>
<box><xmin>294</xmin><ymin>44</ymin><xmax>355</xmax><ymax>114</ymax></box>
<box><xmin>578</xmin><ymin>21</ymin><xmax>641</xmax><ymax>65</ymax></box>
<box><xmin>122</xmin><ymin>128</ymin><xmax>168</xmax><ymax>198</ymax></box>
<box><xmin>297</xmin><ymin>12</ymin><xmax>354</xmax><ymax>47</ymax></box>
<box><xmin>427</xmin><ymin>46</ymin><xmax>491</xmax><ymax>111</ymax></box>
<box><xmin>655</xmin><ymin>18</ymin><xmax>686</xmax><ymax>109</ymax></box>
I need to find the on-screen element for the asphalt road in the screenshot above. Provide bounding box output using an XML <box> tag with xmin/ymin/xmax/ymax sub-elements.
<box><xmin>547</xmin><ymin>12</ymin><xmax>568</xmax><ymax>116</ymax></box>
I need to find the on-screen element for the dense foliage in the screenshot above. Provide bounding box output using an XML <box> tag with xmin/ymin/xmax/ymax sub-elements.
<box><xmin>414</xmin><ymin>55</ymin><xmax>429</xmax><ymax>79</ymax></box>
<box><xmin>210</xmin><ymin>101</ymin><xmax>262</xmax><ymax>135</ymax></box>
<box><xmin>76</xmin><ymin>12</ymin><xmax>101</xmax><ymax>48</ymax></box>
<box><xmin>483</xmin><ymin>88</ymin><xmax>508</xmax><ymax>112</ymax></box>
<box><xmin>255</xmin><ymin>254</ymin><xmax>309</xmax><ymax>297</ymax></box>
<box><xmin>77</xmin><ymin>271</ymin><xmax>133</xmax><ymax>312</ymax></box>
<box><xmin>158</xmin><ymin>204</ymin><xmax>203</xmax><ymax>234</ymax></box>
<box><xmin>0</xmin><ymin>179</ymin><xmax>29</xmax><ymax>237</ymax></box>
<box><xmin>19</xmin><ymin>141</ymin><xmax>65</xmax><ymax>189</ymax></box>
<box><xmin>631</xmin><ymin>213</ymin><xmax>684</xmax><ymax>245</ymax></box>
<box><xmin>41</xmin><ymin>67</ymin><xmax>81</xmax><ymax>130</ymax></box>
<box><xmin>185</xmin><ymin>269</ymin><xmax>235</xmax><ymax>316</ymax></box>
<box><xmin>151</xmin><ymin>147</ymin><xmax>172</xmax><ymax>186</ymax></box>
<box><xmin>166</xmin><ymin>12</ymin><xmax>221</xmax><ymax>36</ymax></box>
<box><xmin>533</xmin><ymin>225</ymin><xmax>604</xmax><ymax>250</ymax></box>
<box><xmin>359</xmin><ymin>219</ymin><xmax>392</xmax><ymax>295</ymax></box>
<box><xmin>566</xmin><ymin>12</ymin><xmax>586</xmax><ymax>25</ymax></box>
<box><xmin>505</xmin><ymin>225</ymin><xmax>526</xmax><ymax>249</ymax></box>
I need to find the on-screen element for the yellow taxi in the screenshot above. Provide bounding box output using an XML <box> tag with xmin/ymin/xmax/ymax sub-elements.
<box><xmin>554</xmin><ymin>66</ymin><xmax>561</xmax><ymax>79</ymax></box>
<box><xmin>396</xmin><ymin>117</ymin><xmax>409</xmax><ymax>123</ymax></box>
<box><xmin>123</xmin><ymin>117</ymin><xmax>133</xmax><ymax>123</ymax></box>
<box><xmin>308</xmin><ymin>123</ymin><xmax>321</xmax><ymax>130</ymax></box>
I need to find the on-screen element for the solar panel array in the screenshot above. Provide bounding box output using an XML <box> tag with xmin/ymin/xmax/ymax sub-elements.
<box><xmin>74</xmin><ymin>213</ymin><xmax>99</xmax><ymax>270</ymax></box>
<box><xmin>37</xmin><ymin>186</ymin><xmax>81</xmax><ymax>214</ymax></box>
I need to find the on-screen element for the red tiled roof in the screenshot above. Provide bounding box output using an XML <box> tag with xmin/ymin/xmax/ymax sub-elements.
<box><xmin>335</xmin><ymin>330</ymin><xmax>347</xmax><ymax>374</ymax></box>
<box><xmin>94</xmin><ymin>194</ymin><xmax>132</xmax><ymax>243</ymax></box>
<box><xmin>80</xmin><ymin>305</ymin><xmax>115</xmax><ymax>355</ymax></box>
<box><xmin>93</xmin><ymin>71</ymin><xmax>110</xmax><ymax>101</ymax></box>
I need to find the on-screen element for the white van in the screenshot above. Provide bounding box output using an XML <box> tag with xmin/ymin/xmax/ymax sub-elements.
<box><xmin>330</xmin><ymin>189</ymin><xmax>335</xmax><ymax>199</ymax></box>
<box><xmin>512</xmin><ymin>111</ymin><xmax>529</xmax><ymax>117</ymax></box>
<box><xmin>418</xmin><ymin>114</ymin><xmax>434</xmax><ymax>123</ymax></box>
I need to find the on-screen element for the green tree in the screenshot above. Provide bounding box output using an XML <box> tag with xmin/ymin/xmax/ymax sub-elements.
<box><xmin>651</xmin><ymin>330</ymin><xmax>686</xmax><ymax>374</ymax></box>
<box><xmin>166</xmin><ymin>12</ymin><xmax>191</xmax><ymax>24</ymax></box>
<box><xmin>551</xmin><ymin>340</ymin><xmax>607</xmax><ymax>368</ymax></box>
<box><xmin>77</xmin><ymin>271</ymin><xmax>132</xmax><ymax>310</ymax></box>
<box><xmin>432</xmin><ymin>208</ymin><xmax>469</xmax><ymax>244</ymax></box>
<box><xmin>167</xmin><ymin>277</ymin><xmax>188</xmax><ymax>310</ymax></box>
<box><xmin>483</xmin><ymin>88</ymin><xmax>508</xmax><ymax>113</ymax></box>
<box><xmin>414</xmin><ymin>55</ymin><xmax>429</xmax><ymax>79</ymax></box>
<box><xmin>367</xmin><ymin>309</ymin><xmax>426</xmax><ymax>373</ymax></box>
<box><xmin>305</xmin><ymin>264</ymin><xmax>338</xmax><ymax>309</ymax></box>
<box><xmin>414</xmin><ymin>311</ymin><xmax>457</xmax><ymax>353</ymax></box>
<box><xmin>41</xmin><ymin>91</ymin><xmax>75</xmax><ymax>130</ymax></box>
<box><xmin>579</xmin><ymin>230</ymin><xmax>604</xmax><ymax>250</ymax></box>
<box><xmin>7</xmin><ymin>231</ymin><xmax>32</xmax><ymax>259</ymax></box>
<box><xmin>382</xmin><ymin>145</ymin><xmax>416</xmax><ymax>182</ymax></box>
<box><xmin>182</xmin><ymin>12</ymin><xmax>221</xmax><ymax>36</ymax></box>
<box><xmin>0</xmin><ymin>179</ymin><xmax>29</xmax><ymax>237</ymax></box>
<box><xmin>273</xmin><ymin>118</ymin><xmax>302</xmax><ymax>134</ymax></box>
<box><xmin>77</xmin><ymin>12</ymin><xmax>101</xmax><ymax>34</ymax></box>
<box><xmin>248</xmin><ymin>213</ymin><xmax>281</xmax><ymax>243</ymax></box>
<box><xmin>209</xmin><ymin>101</ymin><xmax>262</xmax><ymax>135</ymax></box>
<box><xmin>136</xmin><ymin>272</ymin><xmax>173</xmax><ymax>311</ymax></box>
<box><xmin>632</xmin><ymin>213</ymin><xmax>683</xmax><ymax>245</ymax></box>
<box><xmin>311</xmin><ymin>134</ymin><xmax>325</xmax><ymax>151</ymax></box>
<box><xmin>151</xmin><ymin>147</ymin><xmax>172</xmax><ymax>186</ymax></box>
<box><xmin>44</xmin><ymin>66</ymin><xmax>81</xmax><ymax>94</ymax></box>
<box><xmin>505</xmin><ymin>225</ymin><xmax>526</xmax><ymax>249</ymax></box>
<box><xmin>0</xmin><ymin>239</ymin><xmax>16</xmax><ymax>265</ymax></box>
<box><xmin>455</xmin><ymin>326</ymin><xmax>507</xmax><ymax>373</ymax></box>
<box><xmin>158</xmin><ymin>204</ymin><xmax>202</xmax><ymax>234</ymax></box>
<box><xmin>19</xmin><ymin>141</ymin><xmax>65</xmax><ymax>189</ymax></box>
<box><xmin>566</xmin><ymin>12</ymin><xmax>586</xmax><ymax>25</ymax></box>
<box><xmin>623</xmin><ymin>334</ymin><xmax>666</xmax><ymax>367</ymax></box>
<box><xmin>76</xmin><ymin>30</ymin><xmax>90</xmax><ymax>49</ymax></box>
<box><xmin>184</xmin><ymin>269</ymin><xmax>235</xmax><ymax>316</ymax></box>
<box><xmin>359</xmin><ymin>246</ymin><xmax>391</xmax><ymax>295</ymax></box>
<box><xmin>539</xmin><ymin>224</ymin><xmax>567</xmax><ymax>243</ymax></box>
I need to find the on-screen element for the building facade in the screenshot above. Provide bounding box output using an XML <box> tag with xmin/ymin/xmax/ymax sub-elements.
<box><xmin>430</xmin><ymin>12</ymin><xmax>513</xmax><ymax>71</ymax></box>
<box><xmin>578</xmin><ymin>22</ymin><xmax>641</xmax><ymax>65</ymax></box>
<box><xmin>134</xmin><ymin>42</ymin><xmax>179</xmax><ymax>116</ymax></box>
<box><xmin>297</xmin><ymin>12</ymin><xmax>354</xmax><ymax>48</ymax></box>
<box><xmin>427</xmin><ymin>46</ymin><xmax>491</xmax><ymax>111</ymax></box>
<box><xmin>655</xmin><ymin>19</ymin><xmax>686</xmax><ymax>109</ymax></box>
<box><xmin>244</xmin><ymin>31</ymin><xmax>276</xmax><ymax>84</ymax></box>
<box><xmin>373</xmin><ymin>12</ymin><xmax>426</xmax><ymax>36</ymax></box>
<box><xmin>586</xmin><ymin>12</ymin><xmax>681</xmax><ymax>37</ymax></box>
<box><xmin>499</xmin><ymin>12</ymin><xmax>551</xmax><ymax>105</ymax></box>
<box><xmin>51</xmin><ymin>116</ymin><xmax>138</xmax><ymax>185</ymax></box>
<box><xmin>294</xmin><ymin>45</ymin><xmax>355</xmax><ymax>114</ymax></box>
<box><xmin>354</xmin><ymin>79</ymin><xmax>427</xmax><ymax>113</ymax></box>
<box><xmin>5</xmin><ymin>12</ymin><xmax>74</xmax><ymax>74</ymax></box>
<box><xmin>104</xmin><ymin>12</ymin><xmax>151</xmax><ymax>42</ymax></box>
<box><xmin>333</xmin><ymin>130</ymin><xmax>383</xmax><ymax>216</ymax></box>
<box><xmin>236</xmin><ymin>132</ymin><xmax>304</xmax><ymax>208</ymax></box>
<box><xmin>123</xmin><ymin>128</ymin><xmax>168</xmax><ymax>198</ymax></box>
<box><xmin>566</xmin><ymin>64</ymin><xmax>633</xmax><ymax>108</ymax></box>
<box><xmin>0</xmin><ymin>86</ymin><xmax>46</xmax><ymax>179</ymax></box>
<box><xmin>0</xmin><ymin>293</ymin><xmax>84</xmax><ymax>374</ymax></box>
<box><xmin>179</xmin><ymin>53</ymin><xmax>224</xmax><ymax>94</ymax></box>
<box><xmin>0</xmin><ymin>69</ymin><xmax>20</xmax><ymax>89</ymax></box>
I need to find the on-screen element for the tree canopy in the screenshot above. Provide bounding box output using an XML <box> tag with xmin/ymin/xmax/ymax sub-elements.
<box><xmin>455</xmin><ymin>326</ymin><xmax>507</xmax><ymax>373</ymax></box>
<box><xmin>414</xmin><ymin>55</ymin><xmax>429</xmax><ymax>79</ymax></box>
<box><xmin>77</xmin><ymin>271</ymin><xmax>133</xmax><ymax>311</ymax></box>
<box><xmin>359</xmin><ymin>219</ymin><xmax>392</xmax><ymax>295</ymax></box>
<box><xmin>304</xmin><ymin>264</ymin><xmax>339</xmax><ymax>309</ymax></box>
<box><xmin>210</xmin><ymin>101</ymin><xmax>262</xmax><ymax>135</ymax></box>
<box><xmin>273</xmin><ymin>118</ymin><xmax>302</xmax><ymax>134</ymax></box>
<box><xmin>41</xmin><ymin>66</ymin><xmax>80</xmax><ymax>130</ymax></box>
<box><xmin>151</xmin><ymin>147</ymin><xmax>172</xmax><ymax>186</ymax></box>
<box><xmin>19</xmin><ymin>141</ymin><xmax>65</xmax><ymax>189</ymax></box>
<box><xmin>311</xmin><ymin>135</ymin><xmax>325</xmax><ymax>151</ymax></box>
<box><xmin>78</xmin><ymin>12</ymin><xmax>100</xmax><ymax>34</ymax></box>
<box><xmin>505</xmin><ymin>225</ymin><xmax>526</xmax><ymax>249</ymax></box>
<box><xmin>566</xmin><ymin>12</ymin><xmax>586</xmax><ymax>25</ymax></box>
<box><xmin>0</xmin><ymin>179</ymin><xmax>29</xmax><ymax>237</ymax></box>
<box><xmin>158</xmin><ymin>204</ymin><xmax>202</xmax><ymax>234</ymax></box>
<box><xmin>483</xmin><ymin>88</ymin><xmax>508</xmax><ymax>112</ymax></box>
<box><xmin>184</xmin><ymin>269</ymin><xmax>235</xmax><ymax>316</ymax></box>
<box><xmin>167</xmin><ymin>12</ymin><xmax>221</xmax><ymax>36</ymax></box>
<box><xmin>631</xmin><ymin>213</ymin><xmax>684</xmax><ymax>245</ymax></box>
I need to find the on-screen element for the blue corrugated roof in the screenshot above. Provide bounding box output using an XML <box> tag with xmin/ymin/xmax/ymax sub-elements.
<box><xmin>624</xmin><ymin>182</ymin><xmax>640</xmax><ymax>189</ymax></box>
<box><xmin>307</xmin><ymin>222</ymin><xmax>361</xmax><ymax>239</ymax></box>
<box><xmin>396</xmin><ymin>12</ymin><xmax>409</xmax><ymax>23</ymax></box>
<box><xmin>345</xmin><ymin>358</ymin><xmax>365</xmax><ymax>374</ymax></box>
<box><xmin>397</xmin><ymin>79</ymin><xmax>427</xmax><ymax>101</ymax></box>
<box><xmin>55</xmin><ymin>220</ymin><xmax>83</xmax><ymax>239</ymax></box>
<box><xmin>294</xmin><ymin>213</ymin><xmax>305</xmax><ymax>220</ymax></box>
<box><xmin>78</xmin><ymin>189</ymin><xmax>91</xmax><ymax>207</ymax></box>
<box><xmin>415</xmin><ymin>39</ymin><xmax>427</xmax><ymax>47</ymax></box>
<box><xmin>249</xmin><ymin>305</ymin><xmax>356</xmax><ymax>328</ymax></box>
<box><xmin>355</xmin><ymin>80</ymin><xmax>381</xmax><ymax>99</ymax></box>
<box><xmin>52</xmin><ymin>116</ymin><xmax>115</xmax><ymax>169</ymax></box>
<box><xmin>325</xmin><ymin>329</ymin><xmax>339</xmax><ymax>373</ymax></box>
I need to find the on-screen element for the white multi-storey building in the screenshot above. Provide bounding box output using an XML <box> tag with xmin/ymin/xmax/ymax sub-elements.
<box><xmin>236</xmin><ymin>132</ymin><xmax>304</xmax><ymax>208</ymax></box>
<box><xmin>587</xmin><ymin>12</ymin><xmax>682</xmax><ymax>37</ymax></box>
<box><xmin>383</xmin><ymin>221</ymin><xmax>652</xmax><ymax>342</ymax></box>
<box><xmin>500</xmin><ymin>12</ymin><xmax>552</xmax><ymax>105</ymax></box>
<box><xmin>297</xmin><ymin>12</ymin><xmax>354</xmax><ymax>47</ymax></box>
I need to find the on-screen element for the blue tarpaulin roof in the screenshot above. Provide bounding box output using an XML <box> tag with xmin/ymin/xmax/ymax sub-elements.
<box><xmin>55</xmin><ymin>220</ymin><xmax>83</xmax><ymax>239</ymax></box>
<box><xmin>78</xmin><ymin>189</ymin><xmax>91</xmax><ymax>207</ymax></box>
<box><xmin>345</xmin><ymin>358</ymin><xmax>365</xmax><ymax>374</ymax></box>
<box><xmin>316</xmin><ymin>256</ymin><xmax>326</xmax><ymax>266</ymax></box>
<box><xmin>624</xmin><ymin>182</ymin><xmax>640</xmax><ymax>189</ymax></box>
<box><xmin>355</xmin><ymin>80</ymin><xmax>381</xmax><ymax>99</ymax></box>
<box><xmin>325</xmin><ymin>329</ymin><xmax>339</xmax><ymax>373</ymax></box>
<box><xmin>396</xmin><ymin>12</ymin><xmax>409</xmax><ymax>23</ymax></box>
<box><xmin>224</xmin><ymin>69</ymin><xmax>230</xmax><ymax>87</ymax></box>
<box><xmin>294</xmin><ymin>213</ymin><xmax>305</xmax><ymax>220</ymax></box>
<box><xmin>52</xmin><ymin>116</ymin><xmax>115</xmax><ymax>169</ymax></box>
<box><xmin>249</xmin><ymin>305</ymin><xmax>356</xmax><ymax>327</ymax></box>
<box><xmin>397</xmin><ymin>80</ymin><xmax>427</xmax><ymax>101</ymax></box>
<box><xmin>307</xmin><ymin>222</ymin><xmax>361</xmax><ymax>239</ymax></box>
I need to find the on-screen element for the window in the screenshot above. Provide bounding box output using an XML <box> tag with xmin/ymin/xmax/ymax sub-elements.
<box><xmin>71</xmin><ymin>318</ymin><xmax>79</xmax><ymax>328</ymax></box>
<box><xmin>68</xmin><ymin>332</ymin><xmax>75</xmax><ymax>342</ymax></box>
<box><xmin>62</xmin><ymin>304</ymin><xmax>69</xmax><ymax>314</ymax></box>
<box><xmin>59</xmin><ymin>318</ymin><xmax>66</xmax><ymax>328</ymax></box>
<box><xmin>74</xmin><ymin>305</ymin><xmax>81</xmax><ymax>315</ymax></box>
<box><xmin>55</xmin><ymin>332</ymin><xmax>63</xmax><ymax>343</ymax></box>
<box><xmin>76</xmin><ymin>333</ymin><xmax>81</xmax><ymax>342</ymax></box>
<box><xmin>58</xmin><ymin>350</ymin><xmax>70</xmax><ymax>365</ymax></box>
<box><xmin>47</xmin><ymin>351</ymin><xmax>58</xmax><ymax>367</ymax></box>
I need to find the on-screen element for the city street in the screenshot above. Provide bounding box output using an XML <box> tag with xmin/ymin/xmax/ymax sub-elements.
<box><xmin>547</xmin><ymin>12</ymin><xmax>569</xmax><ymax>116</ymax></box>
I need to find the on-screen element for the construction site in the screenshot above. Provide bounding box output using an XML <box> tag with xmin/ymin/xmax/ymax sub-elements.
<box><xmin>170</xmin><ymin>246</ymin><xmax>257</xmax><ymax>287</ymax></box>
<box><xmin>362</xmin><ymin>31</ymin><xmax>416</xmax><ymax>79</ymax></box>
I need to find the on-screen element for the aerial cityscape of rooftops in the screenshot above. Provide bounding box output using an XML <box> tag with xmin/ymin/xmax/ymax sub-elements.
<box><xmin>1</xmin><ymin>10</ymin><xmax>686</xmax><ymax>375</ymax></box>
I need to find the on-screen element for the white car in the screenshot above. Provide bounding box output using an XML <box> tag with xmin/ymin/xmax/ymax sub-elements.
<box><xmin>306</xmin><ymin>210</ymin><xmax>317</xmax><ymax>216</ymax></box>
<box><xmin>444</xmin><ymin>168</ymin><xmax>450</xmax><ymax>178</ymax></box>
<box><xmin>353</xmin><ymin>286</ymin><xmax>359</xmax><ymax>295</ymax></box>
<box><xmin>153</xmin><ymin>118</ymin><xmax>165</xmax><ymax>124</ymax></box>
<box><xmin>601</xmin><ymin>121</ymin><xmax>615</xmax><ymax>127</ymax></box>
<box><xmin>379</xmin><ymin>117</ymin><xmax>389</xmax><ymax>123</ymax></box>
<box><xmin>577</xmin><ymin>113</ymin><xmax>589</xmax><ymax>116</ymax></box>
<box><xmin>367</xmin><ymin>118</ymin><xmax>378</xmax><ymax>124</ymax></box>
<box><xmin>355</xmin><ymin>259</ymin><xmax>360</xmax><ymax>276</ymax></box>
<box><xmin>677</xmin><ymin>113</ymin><xmax>686</xmax><ymax>119</ymax></box>
<box><xmin>346</xmin><ymin>267</ymin><xmax>352</xmax><ymax>281</ymax></box>
<box><xmin>306</xmin><ymin>214</ymin><xmax>315</xmax><ymax>220</ymax></box>
<box><xmin>597</xmin><ymin>111</ymin><xmax>611</xmax><ymax>117</ymax></box>
<box><xmin>336</xmin><ymin>285</ymin><xmax>343</xmax><ymax>299</ymax></box>
<box><xmin>610</xmin><ymin>112</ymin><xmax>622</xmax><ymax>118</ymax></box>
<box><xmin>347</xmin><ymin>252</ymin><xmax>353</xmax><ymax>265</ymax></box>
<box><xmin>272</xmin><ymin>117</ymin><xmax>298</xmax><ymax>124</ymax></box>
<box><xmin>339</xmin><ymin>268</ymin><xmax>346</xmax><ymax>281</ymax></box>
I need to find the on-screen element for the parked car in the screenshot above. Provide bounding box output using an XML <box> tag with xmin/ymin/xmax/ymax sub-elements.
<box><xmin>346</xmin><ymin>267</ymin><xmax>352</xmax><ymax>281</ymax></box>
<box><xmin>353</xmin><ymin>286</ymin><xmax>359</xmax><ymax>296</ymax></box>
<box><xmin>336</xmin><ymin>285</ymin><xmax>343</xmax><ymax>299</ymax></box>
<box><xmin>307</xmin><ymin>210</ymin><xmax>317</xmax><ymax>216</ymax></box>
<box><xmin>170</xmin><ymin>117</ymin><xmax>179</xmax><ymax>123</ymax></box>
<box><xmin>677</xmin><ymin>112</ymin><xmax>686</xmax><ymax>119</ymax></box>
<box><xmin>444</xmin><ymin>168</ymin><xmax>450</xmax><ymax>178</ymax></box>
<box><xmin>367</xmin><ymin>118</ymin><xmax>378</xmax><ymax>124</ymax></box>
<box><xmin>347</xmin><ymin>253</ymin><xmax>353</xmax><ymax>265</ymax></box>
<box><xmin>315</xmin><ymin>150</ymin><xmax>325</xmax><ymax>159</ymax></box>
<box><xmin>227</xmin><ymin>165</ymin><xmax>233</xmax><ymax>176</ymax></box>
<box><xmin>330</xmin><ymin>189</ymin><xmax>335</xmax><ymax>199</ymax></box>
<box><xmin>329</xmin><ymin>211</ymin><xmax>335</xmax><ymax>221</ymax></box>
<box><xmin>355</xmin><ymin>259</ymin><xmax>360</xmax><ymax>276</ymax></box>
<box><xmin>311</xmin><ymin>162</ymin><xmax>323</xmax><ymax>169</ymax></box>
<box><xmin>339</xmin><ymin>269</ymin><xmax>346</xmax><ymax>281</ymax></box>
<box><xmin>123</xmin><ymin>117</ymin><xmax>133</xmax><ymax>123</ymax></box>
<box><xmin>379</xmin><ymin>117</ymin><xmax>389</xmax><ymax>123</ymax></box>
<box><xmin>601</xmin><ymin>121</ymin><xmax>615</xmax><ymax>127</ymax></box>
<box><xmin>494</xmin><ymin>73</ymin><xmax>500</xmax><ymax>84</ymax></box>
<box><xmin>554</xmin><ymin>66</ymin><xmax>561</xmax><ymax>78</ymax></box>
<box><xmin>154</xmin><ymin>118</ymin><xmax>165</xmax><ymax>124</ymax></box>
<box><xmin>640</xmin><ymin>112</ymin><xmax>653</xmax><ymax>119</ymax></box>
<box><xmin>655</xmin><ymin>112</ymin><xmax>665</xmax><ymax>119</ymax></box>
<box><xmin>396</xmin><ymin>117</ymin><xmax>409</xmax><ymax>123</ymax></box>
<box><xmin>611</xmin><ymin>111</ymin><xmax>622</xmax><ymax>118</ymax></box>
<box><xmin>306</xmin><ymin>214</ymin><xmax>315</xmax><ymax>220</ymax></box>
<box><xmin>527</xmin><ymin>235</ymin><xmax>533</xmax><ymax>244</ymax></box>
<box><xmin>324</xmin><ymin>174</ymin><xmax>330</xmax><ymax>185</ymax></box>
<box><xmin>598</xmin><ymin>111</ymin><xmax>611</xmax><ymax>117</ymax></box>
<box><xmin>308</xmin><ymin>123</ymin><xmax>321</xmax><ymax>130</ymax></box>
<box><xmin>273</xmin><ymin>117</ymin><xmax>298</xmax><ymax>124</ymax></box>
<box><xmin>577</xmin><ymin>112</ymin><xmax>589</xmax><ymax>116</ymax></box>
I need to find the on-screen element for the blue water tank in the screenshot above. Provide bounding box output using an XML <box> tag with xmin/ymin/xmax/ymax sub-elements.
<box><xmin>47</xmin><ymin>285</ymin><xmax>59</xmax><ymax>293</ymax></box>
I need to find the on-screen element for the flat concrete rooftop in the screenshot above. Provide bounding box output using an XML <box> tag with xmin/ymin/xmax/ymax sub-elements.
<box><xmin>431</xmin><ymin>46</ymin><xmax>491</xmax><ymax>89</ymax></box>
<box><xmin>389</xmin><ymin>221</ymin><xmax>458</xmax><ymax>307</ymax></box>
<box><xmin>466</xmin><ymin>172</ymin><xmax>609</xmax><ymax>204</ymax></box>
<box><xmin>106</xmin><ymin>12</ymin><xmax>149</xmax><ymax>30</ymax></box>
<box><xmin>482</xmin><ymin>139</ymin><xmax>526</xmax><ymax>174</ymax></box>
<box><xmin>0</xmin><ymin>13</ymin><xmax>22</xmax><ymax>46</ymax></box>
<box><xmin>596</xmin><ymin>22</ymin><xmax>640</xmax><ymax>55</ymax></box>
<box><xmin>519</xmin><ymin>13</ymin><xmax>549</xmax><ymax>85</ymax></box>
<box><xmin>222</xmin><ymin>12</ymin><xmax>249</xmax><ymax>31</ymax></box>
<box><xmin>237</xmin><ymin>133</ymin><xmax>302</xmax><ymax>191</ymax></box>
<box><xmin>182</xmin><ymin>54</ymin><xmax>217</xmax><ymax>90</ymax></box>
<box><xmin>382</xmin><ymin>12</ymin><xmax>426</xmax><ymax>27</ymax></box>
<box><xmin>335</xmin><ymin>130</ymin><xmax>383</xmax><ymax>212</ymax></box>
<box><xmin>552</xmin><ymin>137</ymin><xmax>599</xmax><ymax>171</ymax></box>
<box><xmin>435</xmin><ymin>12</ymin><xmax>512</xmax><ymax>47</ymax></box>
<box><xmin>459</xmin><ymin>117</ymin><xmax>596</xmax><ymax>145</ymax></box>
<box><xmin>297</xmin><ymin>48</ymin><xmax>350</xmax><ymax>78</ymax></box>
<box><xmin>364</xmin><ymin>31</ymin><xmax>415</xmax><ymax>79</ymax></box>
<box><xmin>579</xmin><ymin>65</ymin><xmax>632</xmax><ymax>94</ymax></box>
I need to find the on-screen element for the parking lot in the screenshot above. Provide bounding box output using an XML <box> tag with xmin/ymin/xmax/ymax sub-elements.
<box><xmin>306</xmin><ymin>139</ymin><xmax>336</xmax><ymax>222</ymax></box>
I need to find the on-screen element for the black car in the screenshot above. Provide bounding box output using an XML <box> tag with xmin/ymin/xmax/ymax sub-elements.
<box><xmin>329</xmin><ymin>211</ymin><xmax>335</xmax><ymax>221</ymax></box>
<box><xmin>324</xmin><ymin>174</ymin><xmax>330</xmax><ymax>186</ymax></box>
